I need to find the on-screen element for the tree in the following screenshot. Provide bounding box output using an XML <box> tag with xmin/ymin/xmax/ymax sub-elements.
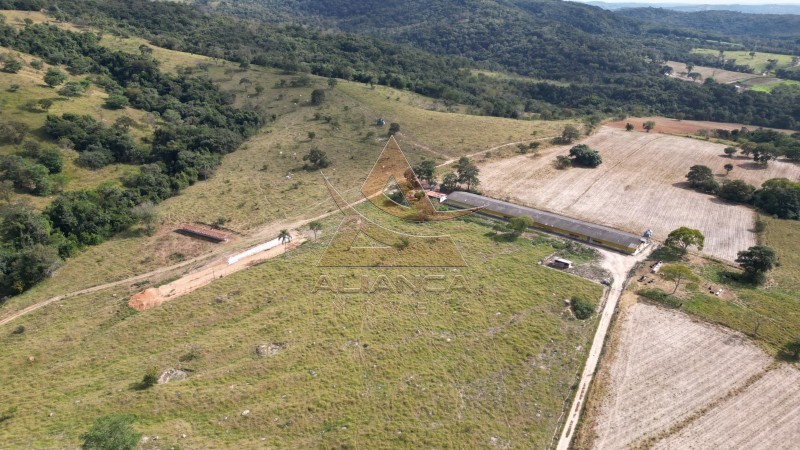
<box><xmin>278</xmin><ymin>229</ymin><xmax>292</xmax><ymax>246</ymax></box>
<box><xmin>687</xmin><ymin>72</ymin><xmax>702</xmax><ymax>82</ymax></box>
<box><xmin>327</xmin><ymin>78</ymin><xmax>338</xmax><ymax>89</ymax></box>
<box><xmin>130</xmin><ymin>202</ymin><xmax>158</xmax><ymax>236</ymax></box>
<box><xmin>749</xmin><ymin>51</ymin><xmax>756</xmax><ymax>59</ymax></box>
<box><xmin>719</xmin><ymin>179</ymin><xmax>755</xmax><ymax>203</ymax></box>
<box><xmin>37</xmin><ymin>98</ymin><xmax>53</xmax><ymax>111</ymax></box>
<box><xmin>735</xmin><ymin>245</ymin><xmax>778</xmax><ymax>282</ymax></box>
<box><xmin>30</xmin><ymin>60</ymin><xmax>43</xmax><ymax>70</ymax></box>
<box><xmin>388</xmin><ymin>122</ymin><xmax>401</xmax><ymax>135</ymax></box>
<box><xmin>752</xmin><ymin>143</ymin><xmax>778</xmax><ymax>165</ymax></box>
<box><xmin>686</xmin><ymin>165</ymin><xmax>718</xmax><ymax>193</ymax></box>
<box><xmin>310</xmin><ymin>89</ymin><xmax>326</xmax><ymax>106</ymax></box>
<box><xmin>723</xmin><ymin>163</ymin><xmax>734</xmax><ymax>175</ymax></box>
<box><xmin>686</xmin><ymin>62</ymin><xmax>695</xmax><ymax>73</ymax></box>
<box><xmin>665</xmin><ymin>227</ymin><xmax>705</xmax><ymax>252</ymax></box>
<box><xmin>454</xmin><ymin>156</ymin><xmax>479</xmax><ymax>191</ymax></box>
<box><xmin>138</xmin><ymin>44</ymin><xmax>153</xmax><ymax>57</ymax></box>
<box><xmin>413</xmin><ymin>159</ymin><xmax>437</xmax><ymax>186</ymax></box>
<box><xmin>43</xmin><ymin>67</ymin><xmax>66</xmax><ymax>87</ymax></box>
<box><xmin>740</xmin><ymin>142</ymin><xmax>756</xmax><ymax>157</ymax></box>
<box><xmin>0</xmin><ymin>122</ymin><xmax>29</xmax><ymax>144</ymax></box>
<box><xmin>571</xmin><ymin>297</ymin><xmax>595</xmax><ymax>320</ymax></box>
<box><xmin>561</xmin><ymin>124</ymin><xmax>580</xmax><ymax>143</ymax></box>
<box><xmin>441</xmin><ymin>172</ymin><xmax>458</xmax><ymax>192</ymax></box>
<box><xmin>660</xmin><ymin>264</ymin><xmax>698</xmax><ymax>294</ymax></box>
<box><xmin>568</xmin><ymin>144</ymin><xmax>602</xmax><ymax>167</ymax></box>
<box><xmin>724</xmin><ymin>146</ymin><xmax>737</xmax><ymax>157</ymax></box>
<box><xmin>643</xmin><ymin>121</ymin><xmax>656</xmax><ymax>132</ymax></box>
<box><xmin>506</xmin><ymin>216</ymin><xmax>533</xmax><ymax>237</ymax></box>
<box><xmin>0</xmin><ymin>180</ymin><xmax>12</xmax><ymax>204</ymax></box>
<box><xmin>753</xmin><ymin>178</ymin><xmax>800</xmax><ymax>219</ymax></box>
<box><xmin>2</xmin><ymin>58</ymin><xmax>22</xmax><ymax>73</ymax></box>
<box><xmin>113</xmin><ymin>116</ymin><xmax>136</xmax><ymax>130</ymax></box>
<box><xmin>80</xmin><ymin>414</ymin><xmax>141</xmax><ymax>450</ymax></box>
<box><xmin>302</xmin><ymin>147</ymin><xmax>330</xmax><ymax>170</ymax></box>
<box><xmin>309</xmin><ymin>221</ymin><xmax>322</xmax><ymax>240</ymax></box>
<box><xmin>625</xmin><ymin>123</ymin><xmax>634</xmax><ymax>131</ymax></box>
<box><xmin>104</xmin><ymin>94</ymin><xmax>129</xmax><ymax>110</ymax></box>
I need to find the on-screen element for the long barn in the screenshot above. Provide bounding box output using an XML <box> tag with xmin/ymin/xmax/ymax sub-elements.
<box><xmin>445</xmin><ymin>191</ymin><xmax>647</xmax><ymax>255</ymax></box>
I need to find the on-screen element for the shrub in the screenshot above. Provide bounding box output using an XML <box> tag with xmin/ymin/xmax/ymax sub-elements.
<box><xmin>80</xmin><ymin>414</ymin><xmax>141</xmax><ymax>450</ymax></box>
<box><xmin>2</xmin><ymin>58</ymin><xmax>22</xmax><ymax>73</ymax></box>
<box><xmin>138</xmin><ymin>367</ymin><xmax>158</xmax><ymax>389</ymax></box>
<box><xmin>76</xmin><ymin>150</ymin><xmax>115</xmax><ymax>169</ymax></box>
<box><xmin>104</xmin><ymin>94</ymin><xmax>129</xmax><ymax>109</ymax></box>
<box><xmin>571</xmin><ymin>297</ymin><xmax>595</xmax><ymax>320</ymax></box>
<box><xmin>637</xmin><ymin>288</ymin><xmax>683</xmax><ymax>308</ymax></box>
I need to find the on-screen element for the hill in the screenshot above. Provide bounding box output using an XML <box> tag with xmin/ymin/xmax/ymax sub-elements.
<box><xmin>0</xmin><ymin>13</ymin><xmax>609</xmax><ymax>447</ymax></box>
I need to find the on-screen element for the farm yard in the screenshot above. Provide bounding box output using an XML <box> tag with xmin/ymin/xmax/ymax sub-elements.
<box><xmin>478</xmin><ymin>126</ymin><xmax>800</xmax><ymax>262</ymax></box>
<box><xmin>576</xmin><ymin>301</ymin><xmax>800</xmax><ymax>449</ymax></box>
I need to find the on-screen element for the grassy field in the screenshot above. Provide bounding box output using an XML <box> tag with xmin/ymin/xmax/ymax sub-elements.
<box><xmin>0</xmin><ymin>10</ymin><xmax>579</xmax><ymax>347</ymax></box>
<box><xmin>749</xmin><ymin>79</ymin><xmax>800</xmax><ymax>93</ymax></box>
<box><xmin>0</xmin><ymin>211</ymin><xmax>603</xmax><ymax>448</ymax></box>
<box><xmin>692</xmin><ymin>48</ymin><xmax>797</xmax><ymax>75</ymax></box>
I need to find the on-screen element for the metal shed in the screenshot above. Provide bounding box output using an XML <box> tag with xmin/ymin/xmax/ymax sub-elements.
<box><xmin>445</xmin><ymin>191</ymin><xmax>646</xmax><ymax>255</ymax></box>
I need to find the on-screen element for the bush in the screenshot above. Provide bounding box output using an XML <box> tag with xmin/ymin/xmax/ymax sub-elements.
<box><xmin>568</xmin><ymin>144</ymin><xmax>602</xmax><ymax>167</ymax></box>
<box><xmin>80</xmin><ymin>414</ymin><xmax>142</xmax><ymax>450</ymax></box>
<box><xmin>76</xmin><ymin>150</ymin><xmax>115</xmax><ymax>169</ymax></box>
<box><xmin>637</xmin><ymin>288</ymin><xmax>683</xmax><ymax>308</ymax></box>
<box><xmin>571</xmin><ymin>297</ymin><xmax>595</xmax><ymax>320</ymax></box>
<box><xmin>57</xmin><ymin>81</ymin><xmax>85</xmax><ymax>97</ymax></box>
<box><xmin>138</xmin><ymin>367</ymin><xmax>158</xmax><ymax>390</ymax></box>
<box><xmin>104</xmin><ymin>94</ymin><xmax>129</xmax><ymax>109</ymax></box>
<box><xmin>2</xmin><ymin>58</ymin><xmax>22</xmax><ymax>73</ymax></box>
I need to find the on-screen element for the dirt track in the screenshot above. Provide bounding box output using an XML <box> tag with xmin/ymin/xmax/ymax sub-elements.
<box><xmin>478</xmin><ymin>127</ymin><xmax>800</xmax><ymax>262</ymax></box>
<box><xmin>556</xmin><ymin>247</ymin><xmax>652</xmax><ymax>450</ymax></box>
<box><xmin>586</xmin><ymin>301</ymin><xmax>800</xmax><ymax>449</ymax></box>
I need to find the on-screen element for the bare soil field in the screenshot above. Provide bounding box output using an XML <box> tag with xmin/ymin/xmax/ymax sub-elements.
<box><xmin>478</xmin><ymin>127</ymin><xmax>800</xmax><ymax>261</ymax></box>
<box><xmin>666</xmin><ymin>61</ymin><xmax>758</xmax><ymax>84</ymax></box>
<box><xmin>605</xmin><ymin>116</ymin><xmax>795</xmax><ymax>135</ymax></box>
<box><xmin>582</xmin><ymin>301</ymin><xmax>799</xmax><ymax>449</ymax></box>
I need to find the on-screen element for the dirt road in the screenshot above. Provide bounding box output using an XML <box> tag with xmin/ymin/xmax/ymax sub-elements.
<box><xmin>556</xmin><ymin>246</ymin><xmax>652</xmax><ymax>450</ymax></box>
<box><xmin>0</xmin><ymin>136</ymin><xmax>524</xmax><ymax>327</ymax></box>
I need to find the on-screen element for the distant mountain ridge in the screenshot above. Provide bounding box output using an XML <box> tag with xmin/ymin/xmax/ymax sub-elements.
<box><xmin>585</xmin><ymin>2</ymin><xmax>800</xmax><ymax>15</ymax></box>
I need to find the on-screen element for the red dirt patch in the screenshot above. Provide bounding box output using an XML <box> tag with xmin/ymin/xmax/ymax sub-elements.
<box><xmin>606</xmin><ymin>117</ymin><xmax>794</xmax><ymax>135</ymax></box>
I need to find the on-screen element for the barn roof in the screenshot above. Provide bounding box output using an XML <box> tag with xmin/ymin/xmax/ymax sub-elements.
<box><xmin>445</xmin><ymin>191</ymin><xmax>643</xmax><ymax>249</ymax></box>
<box><xmin>178</xmin><ymin>224</ymin><xmax>230</xmax><ymax>242</ymax></box>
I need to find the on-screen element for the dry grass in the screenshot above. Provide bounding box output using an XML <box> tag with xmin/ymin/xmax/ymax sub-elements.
<box><xmin>0</xmin><ymin>218</ymin><xmax>603</xmax><ymax>448</ymax></box>
<box><xmin>478</xmin><ymin>126</ymin><xmax>800</xmax><ymax>262</ymax></box>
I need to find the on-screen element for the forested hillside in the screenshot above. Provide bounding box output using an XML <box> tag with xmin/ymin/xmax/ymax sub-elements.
<box><xmin>0</xmin><ymin>14</ymin><xmax>261</xmax><ymax>297</ymax></box>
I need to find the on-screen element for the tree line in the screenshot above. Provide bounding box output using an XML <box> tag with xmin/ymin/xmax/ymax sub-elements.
<box><xmin>11</xmin><ymin>0</ymin><xmax>799</xmax><ymax>130</ymax></box>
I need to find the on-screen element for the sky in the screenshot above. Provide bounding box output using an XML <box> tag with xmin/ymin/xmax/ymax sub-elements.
<box><xmin>575</xmin><ymin>0</ymin><xmax>800</xmax><ymax>4</ymax></box>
